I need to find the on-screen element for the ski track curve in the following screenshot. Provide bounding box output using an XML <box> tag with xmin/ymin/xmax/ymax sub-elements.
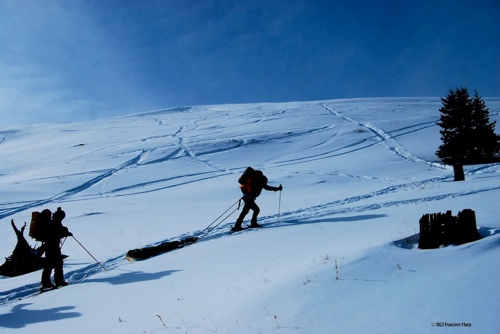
<box><xmin>0</xmin><ymin>153</ymin><xmax>144</xmax><ymax>220</ymax></box>
<box><xmin>0</xmin><ymin>124</ymin><xmax>235</xmax><ymax>220</ymax></box>
<box><xmin>175</xmin><ymin>126</ymin><xmax>230</xmax><ymax>174</ymax></box>
<box><xmin>322</xmin><ymin>104</ymin><xmax>447</xmax><ymax>170</ymax></box>
<box><xmin>263</xmin><ymin>164</ymin><xmax>499</xmax><ymax>227</ymax></box>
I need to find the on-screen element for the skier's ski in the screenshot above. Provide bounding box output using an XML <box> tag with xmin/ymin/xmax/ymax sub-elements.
<box><xmin>0</xmin><ymin>284</ymin><xmax>63</xmax><ymax>304</ymax></box>
<box><xmin>229</xmin><ymin>226</ymin><xmax>248</xmax><ymax>234</ymax></box>
<box><xmin>229</xmin><ymin>224</ymin><xmax>262</xmax><ymax>234</ymax></box>
<box><xmin>39</xmin><ymin>285</ymin><xmax>63</xmax><ymax>294</ymax></box>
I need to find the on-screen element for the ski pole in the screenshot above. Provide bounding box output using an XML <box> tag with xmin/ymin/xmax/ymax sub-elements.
<box><xmin>60</xmin><ymin>236</ymin><xmax>67</xmax><ymax>248</ymax></box>
<box><xmin>278</xmin><ymin>189</ymin><xmax>282</xmax><ymax>224</ymax></box>
<box><xmin>72</xmin><ymin>236</ymin><xmax>106</xmax><ymax>271</ymax></box>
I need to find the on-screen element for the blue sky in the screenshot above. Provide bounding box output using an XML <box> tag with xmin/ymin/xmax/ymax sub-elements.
<box><xmin>1</xmin><ymin>0</ymin><xmax>498</xmax><ymax>126</ymax></box>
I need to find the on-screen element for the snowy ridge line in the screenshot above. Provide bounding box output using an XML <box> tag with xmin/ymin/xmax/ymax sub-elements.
<box><xmin>322</xmin><ymin>103</ymin><xmax>447</xmax><ymax>170</ymax></box>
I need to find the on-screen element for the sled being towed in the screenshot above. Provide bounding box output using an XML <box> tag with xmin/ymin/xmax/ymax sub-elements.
<box><xmin>0</xmin><ymin>220</ymin><xmax>67</xmax><ymax>277</ymax></box>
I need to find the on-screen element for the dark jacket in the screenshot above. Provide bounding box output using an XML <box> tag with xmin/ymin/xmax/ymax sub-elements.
<box><xmin>45</xmin><ymin>208</ymin><xmax>72</xmax><ymax>246</ymax></box>
<box><xmin>241</xmin><ymin>170</ymin><xmax>280</xmax><ymax>198</ymax></box>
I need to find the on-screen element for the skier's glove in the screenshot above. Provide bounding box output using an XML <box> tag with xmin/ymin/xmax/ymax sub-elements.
<box><xmin>277</xmin><ymin>184</ymin><xmax>283</xmax><ymax>191</ymax></box>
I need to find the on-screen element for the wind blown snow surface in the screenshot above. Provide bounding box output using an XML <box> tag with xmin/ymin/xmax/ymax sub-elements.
<box><xmin>0</xmin><ymin>98</ymin><xmax>499</xmax><ymax>334</ymax></box>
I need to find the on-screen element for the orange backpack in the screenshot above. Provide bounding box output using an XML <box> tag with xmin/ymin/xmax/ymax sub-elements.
<box><xmin>29</xmin><ymin>209</ymin><xmax>50</xmax><ymax>241</ymax></box>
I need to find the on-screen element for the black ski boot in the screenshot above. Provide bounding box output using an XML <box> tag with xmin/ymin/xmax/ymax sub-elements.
<box><xmin>231</xmin><ymin>224</ymin><xmax>244</xmax><ymax>231</ymax></box>
<box><xmin>249</xmin><ymin>218</ymin><xmax>262</xmax><ymax>228</ymax></box>
<box><xmin>232</xmin><ymin>219</ymin><xmax>244</xmax><ymax>231</ymax></box>
<box><xmin>41</xmin><ymin>282</ymin><xmax>55</xmax><ymax>292</ymax></box>
<box><xmin>55</xmin><ymin>281</ymin><xmax>69</xmax><ymax>288</ymax></box>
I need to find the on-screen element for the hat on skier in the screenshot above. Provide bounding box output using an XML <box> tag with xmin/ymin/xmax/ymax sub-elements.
<box><xmin>53</xmin><ymin>207</ymin><xmax>66</xmax><ymax>221</ymax></box>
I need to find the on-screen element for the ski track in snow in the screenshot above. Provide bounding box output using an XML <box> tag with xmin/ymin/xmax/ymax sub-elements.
<box><xmin>1</xmin><ymin>103</ymin><xmax>499</xmax><ymax>306</ymax></box>
<box><xmin>0</xmin><ymin>108</ymin><xmax>495</xmax><ymax>219</ymax></box>
<box><xmin>0</xmin><ymin>125</ymin><xmax>230</xmax><ymax>219</ymax></box>
<box><xmin>322</xmin><ymin>104</ymin><xmax>446</xmax><ymax>170</ymax></box>
<box><xmin>0</xmin><ymin>120</ymin><xmax>325</xmax><ymax>217</ymax></box>
<box><xmin>1</xmin><ymin>160</ymin><xmax>497</xmax><ymax>305</ymax></box>
<box><xmin>0</xmin><ymin>154</ymin><xmax>143</xmax><ymax>219</ymax></box>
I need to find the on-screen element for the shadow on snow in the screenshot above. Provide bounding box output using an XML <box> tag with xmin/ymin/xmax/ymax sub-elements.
<box><xmin>83</xmin><ymin>269</ymin><xmax>181</xmax><ymax>285</ymax></box>
<box><xmin>0</xmin><ymin>303</ymin><xmax>80</xmax><ymax>329</ymax></box>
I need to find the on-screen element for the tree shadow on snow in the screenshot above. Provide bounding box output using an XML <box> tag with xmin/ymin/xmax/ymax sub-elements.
<box><xmin>0</xmin><ymin>303</ymin><xmax>80</xmax><ymax>328</ymax></box>
<box><xmin>82</xmin><ymin>269</ymin><xmax>181</xmax><ymax>285</ymax></box>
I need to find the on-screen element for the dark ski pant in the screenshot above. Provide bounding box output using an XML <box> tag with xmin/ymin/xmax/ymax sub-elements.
<box><xmin>235</xmin><ymin>196</ymin><xmax>260</xmax><ymax>228</ymax></box>
<box><xmin>41</xmin><ymin>242</ymin><xmax>64</xmax><ymax>286</ymax></box>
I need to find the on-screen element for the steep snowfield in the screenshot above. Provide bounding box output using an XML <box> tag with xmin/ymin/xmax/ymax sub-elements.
<box><xmin>1</xmin><ymin>98</ymin><xmax>499</xmax><ymax>333</ymax></box>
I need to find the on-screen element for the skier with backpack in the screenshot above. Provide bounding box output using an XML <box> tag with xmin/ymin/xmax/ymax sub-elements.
<box><xmin>38</xmin><ymin>207</ymin><xmax>73</xmax><ymax>291</ymax></box>
<box><xmin>232</xmin><ymin>167</ymin><xmax>283</xmax><ymax>231</ymax></box>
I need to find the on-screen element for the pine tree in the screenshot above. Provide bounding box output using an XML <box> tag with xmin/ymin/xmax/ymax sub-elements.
<box><xmin>436</xmin><ymin>87</ymin><xmax>472</xmax><ymax>165</ymax></box>
<box><xmin>470</xmin><ymin>91</ymin><xmax>500</xmax><ymax>162</ymax></box>
<box><xmin>436</xmin><ymin>87</ymin><xmax>499</xmax><ymax>180</ymax></box>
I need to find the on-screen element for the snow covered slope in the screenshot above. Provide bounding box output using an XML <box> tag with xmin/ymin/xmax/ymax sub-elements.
<box><xmin>1</xmin><ymin>98</ymin><xmax>499</xmax><ymax>333</ymax></box>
